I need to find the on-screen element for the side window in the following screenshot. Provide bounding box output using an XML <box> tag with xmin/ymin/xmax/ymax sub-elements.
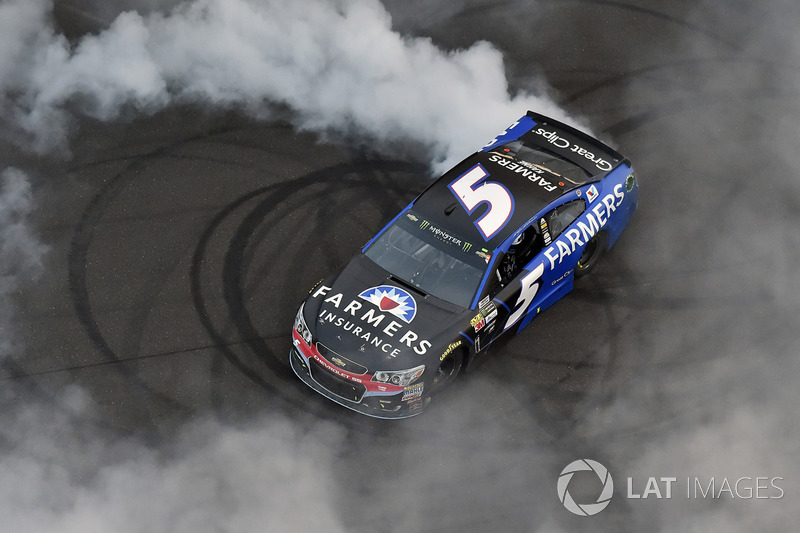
<box><xmin>490</xmin><ymin>198</ymin><xmax>586</xmax><ymax>294</ymax></box>
<box><xmin>541</xmin><ymin>199</ymin><xmax>585</xmax><ymax>242</ymax></box>
<box><xmin>494</xmin><ymin>226</ymin><xmax>544</xmax><ymax>290</ymax></box>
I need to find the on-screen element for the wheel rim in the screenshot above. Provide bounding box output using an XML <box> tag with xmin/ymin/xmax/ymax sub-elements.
<box><xmin>434</xmin><ymin>358</ymin><xmax>454</xmax><ymax>384</ymax></box>
<box><xmin>433</xmin><ymin>356</ymin><xmax>458</xmax><ymax>388</ymax></box>
<box><xmin>578</xmin><ymin>237</ymin><xmax>598</xmax><ymax>269</ymax></box>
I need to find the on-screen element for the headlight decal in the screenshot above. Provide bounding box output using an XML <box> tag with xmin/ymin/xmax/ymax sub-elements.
<box><xmin>294</xmin><ymin>303</ymin><xmax>313</xmax><ymax>345</ymax></box>
<box><xmin>371</xmin><ymin>364</ymin><xmax>425</xmax><ymax>387</ymax></box>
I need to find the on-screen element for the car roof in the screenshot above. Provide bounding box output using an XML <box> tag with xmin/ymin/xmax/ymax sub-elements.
<box><xmin>411</xmin><ymin>112</ymin><xmax>628</xmax><ymax>250</ymax></box>
<box><xmin>410</xmin><ymin>152</ymin><xmax>557</xmax><ymax>249</ymax></box>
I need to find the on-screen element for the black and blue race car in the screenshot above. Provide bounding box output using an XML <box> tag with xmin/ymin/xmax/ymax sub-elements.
<box><xmin>291</xmin><ymin>111</ymin><xmax>638</xmax><ymax>418</ymax></box>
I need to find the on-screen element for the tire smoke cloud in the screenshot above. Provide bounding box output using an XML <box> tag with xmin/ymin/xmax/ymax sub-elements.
<box><xmin>0</xmin><ymin>388</ymin><xmax>348</xmax><ymax>533</ymax></box>
<box><xmin>5</xmin><ymin>1</ymin><xmax>797</xmax><ymax>531</ymax></box>
<box><xmin>1</xmin><ymin>0</ymin><xmax>577</xmax><ymax>170</ymax></box>
<box><xmin>0</xmin><ymin>1</ymin><xmax>579</xmax><ymax>531</ymax></box>
<box><xmin>577</xmin><ymin>2</ymin><xmax>800</xmax><ymax>530</ymax></box>
<box><xmin>0</xmin><ymin>168</ymin><xmax>46</xmax><ymax>360</ymax></box>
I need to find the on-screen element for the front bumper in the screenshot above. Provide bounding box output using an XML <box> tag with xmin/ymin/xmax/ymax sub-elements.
<box><xmin>289</xmin><ymin>341</ymin><xmax>429</xmax><ymax>419</ymax></box>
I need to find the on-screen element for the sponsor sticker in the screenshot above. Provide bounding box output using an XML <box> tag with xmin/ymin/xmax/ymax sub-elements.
<box><xmin>586</xmin><ymin>184</ymin><xmax>599</xmax><ymax>203</ymax></box>
<box><xmin>470</xmin><ymin>313</ymin><xmax>483</xmax><ymax>328</ymax></box>
<box><xmin>358</xmin><ymin>285</ymin><xmax>417</xmax><ymax>324</ymax></box>
<box><xmin>402</xmin><ymin>383</ymin><xmax>424</xmax><ymax>401</ymax></box>
<box><xmin>311</xmin><ymin>284</ymin><xmax>431</xmax><ymax>356</ymax></box>
<box><xmin>440</xmin><ymin>340</ymin><xmax>462</xmax><ymax>361</ymax></box>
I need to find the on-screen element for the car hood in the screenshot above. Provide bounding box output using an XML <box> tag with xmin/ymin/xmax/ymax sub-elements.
<box><xmin>304</xmin><ymin>254</ymin><xmax>465</xmax><ymax>371</ymax></box>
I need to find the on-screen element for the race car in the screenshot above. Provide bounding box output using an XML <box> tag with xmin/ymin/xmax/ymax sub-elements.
<box><xmin>290</xmin><ymin>111</ymin><xmax>638</xmax><ymax>418</ymax></box>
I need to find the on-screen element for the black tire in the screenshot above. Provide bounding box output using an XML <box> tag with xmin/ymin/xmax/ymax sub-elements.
<box><xmin>430</xmin><ymin>349</ymin><xmax>463</xmax><ymax>394</ymax></box>
<box><xmin>574</xmin><ymin>233</ymin><xmax>606</xmax><ymax>277</ymax></box>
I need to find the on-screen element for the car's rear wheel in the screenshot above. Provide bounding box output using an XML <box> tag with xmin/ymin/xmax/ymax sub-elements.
<box><xmin>575</xmin><ymin>233</ymin><xmax>606</xmax><ymax>277</ymax></box>
<box><xmin>430</xmin><ymin>349</ymin><xmax>463</xmax><ymax>393</ymax></box>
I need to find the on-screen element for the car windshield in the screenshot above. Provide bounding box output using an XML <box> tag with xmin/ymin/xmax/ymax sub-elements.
<box><xmin>364</xmin><ymin>211</ymin><xmax>491</xmax><ymax>308</ymax></box>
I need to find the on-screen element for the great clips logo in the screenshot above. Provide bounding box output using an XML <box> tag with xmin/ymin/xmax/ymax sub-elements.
<box><xmin>359</xmin><ymin>285</ymin><xmax>417</xmax><ymax>323</ymax></box>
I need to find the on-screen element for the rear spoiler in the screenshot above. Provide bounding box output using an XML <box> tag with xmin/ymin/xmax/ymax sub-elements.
<box><xmin>482</xmin><ymin>111</ymin><xmax>627</xmax><ymax>177</ymax></box>
<box><xmin>523</xmin><ymin>111</ymin><xmax>626</xmax><ymax>176</ymax></box>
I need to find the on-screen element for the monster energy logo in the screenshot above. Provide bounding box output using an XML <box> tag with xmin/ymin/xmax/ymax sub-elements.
<box><xmin>419</xmin><ymin>220</ymin><xmax>467</xmax><ymax>249</ymax></box>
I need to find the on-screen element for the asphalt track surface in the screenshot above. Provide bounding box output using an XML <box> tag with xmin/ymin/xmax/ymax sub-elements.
<box><xmin>3</xmin><ymin>1</ymin><xmax>799</xmax><ymax>532</ymax></box>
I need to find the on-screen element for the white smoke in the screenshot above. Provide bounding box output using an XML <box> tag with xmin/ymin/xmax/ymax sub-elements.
<box><xmin>17</xmin><ymin>1</ymin><xmax>793</xmax><ymax>531</ymax></box>
<box><xmin>0</xmin><ymin>167</ymin><xmax>47</xmax><ymax>359</ymax></box>
<box><xmin>0</xmin><ymin>2</ymin><xmax>582</xmax><ymax>531</ymax></box>
<box><xmin>578</xmin><ymin>1</ymin><xmax>800</xmax><ymax>530</ymax></box>
<box><xmin>2</xmin><ymin>0</ymin><xmax>578</xmax><ymax>169</ymax></box>
<box><xmin>0</xmin><ymin>386</ymin><xmax>348</xmax><ymax>533</ymax></box>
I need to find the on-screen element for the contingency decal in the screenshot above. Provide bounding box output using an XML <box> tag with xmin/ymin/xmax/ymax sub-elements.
<box><xmin>586</xmin><ymin>184</ymin><xmax>599</xmax><ymax>203</ymax></box>
<box><xmin>470</xmin><ymin>301</ymin><xmax>498</xmax><ymax>334</ymax></box>
<box><xmin>402</xmin><ymin>383</ymin><xmax>424</xmax><ymax>401</ymax></box>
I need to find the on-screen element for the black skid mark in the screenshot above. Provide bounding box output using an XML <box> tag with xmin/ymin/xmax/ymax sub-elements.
<box><xmin>192</xmin><ymin>156</ymin><xmax>423</xmax><ymax>422</ymax></box>
<box><xmin>190</xmin><ymin>182</ymin><xmax>281</xmax><ymax>394</ymax></box>
<box><xmin>67</xmin><ymin>156</ymin><xmax>194</xmax><ymax>439</ymax></box>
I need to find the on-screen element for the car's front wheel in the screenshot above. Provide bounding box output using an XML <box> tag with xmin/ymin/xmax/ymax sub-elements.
<box><xmin>430</xmin><ymin>349</ymin><xmax>463</xmax><ymax>393</ymax></box>
<box><xmin>575</xmin><ymin>232</ymin><xmax>607</xmax><ymax>277</ymax></box>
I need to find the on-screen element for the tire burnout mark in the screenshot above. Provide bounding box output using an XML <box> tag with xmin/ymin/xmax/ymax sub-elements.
<box><xmin>62</xmin><ymin>146</ymin><xmax>422</xmax><ymax>425</ymax></box>
<box><xmin>451</xmin><ymin>0</ymin><xmax>738</xmax><ymax>50</ymax></box>
<box><xmin>59</xmin><ymin>135</ymin><xmax>423</xmax><ymax>428</ymax></box>
<box><xmin>190</xmin><ymin>158</ymin><xmax>423</xmax><ymax>418</ymax></box>
<box><xmin>62</xmin><ymin>143</ymin><xmax>631</xmax><ymax>435</ymax></box>
<box><xmin>189</xmin><ymin>181</ymin><xmax>283</xmax><ymax>394</ymax></box>
<box><xmin>63</xmin><ymin>148</ymin><xmax>632</xmax><ymax>435</ymax></box>
<box><xmin>68</xmin><ymin>153</ymin><xmax>193</xmax><ymax>432</ymax></box>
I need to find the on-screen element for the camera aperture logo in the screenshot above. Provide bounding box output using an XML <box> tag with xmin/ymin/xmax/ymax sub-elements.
<box><xmin>558</xmin><ymin>459</ymin><xmax>786</xmax><ymax>517</ymax></box>
<box><xmin>557</xmin><ymin>459</ymin><xmax>614</xmax><ymax>516</ymax></box>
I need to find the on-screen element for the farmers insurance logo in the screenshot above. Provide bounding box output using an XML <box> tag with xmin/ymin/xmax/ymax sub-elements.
<box><xmin>358</xmin><ymin>285</ymin><xmax>417</xmax><ymax>323</ymax></box>
<box><xmin>557</xmin><ymin>459</ymin><xmax>614</xmax><ymax>516</ymax></box>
